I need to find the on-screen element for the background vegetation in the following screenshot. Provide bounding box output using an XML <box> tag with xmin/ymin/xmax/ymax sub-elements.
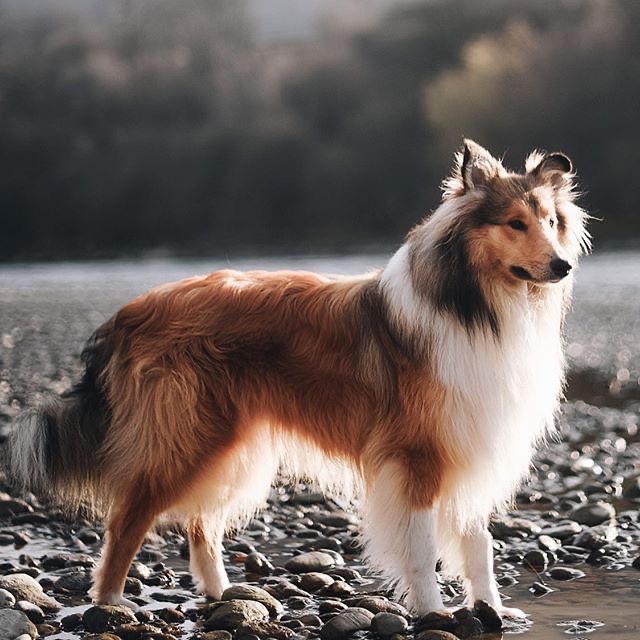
<box><xmin>1</xmin><ymin>0</ymin><xmax>638</xmax><ymax>260</ymax></box>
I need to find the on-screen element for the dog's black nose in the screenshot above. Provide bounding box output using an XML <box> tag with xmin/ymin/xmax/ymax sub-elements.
<box><xmin>550</xmin><ymin>258</ymin><xmax>572</xmax><ymax>278</ymax></box>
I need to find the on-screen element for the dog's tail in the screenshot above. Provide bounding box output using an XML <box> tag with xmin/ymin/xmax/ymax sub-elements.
<box><xmin>4</xmin><ymin>320</ymin><xmax>116</xmax><ymax>512</ymax></box>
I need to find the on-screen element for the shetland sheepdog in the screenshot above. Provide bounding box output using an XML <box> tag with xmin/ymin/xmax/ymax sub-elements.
<box><xmin>6</xmin><ymin>140</ymin><xmax>589</xmax><ymax>617</ymax></box>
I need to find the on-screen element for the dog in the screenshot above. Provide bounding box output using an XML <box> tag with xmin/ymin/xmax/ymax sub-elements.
<box><xmin>6</xmin><ymin>140</ymin><xmax>589</xmax><ymax>617</ymax></box>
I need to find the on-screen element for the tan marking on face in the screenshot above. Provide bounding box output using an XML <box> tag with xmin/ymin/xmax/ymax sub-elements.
<box><xmin>467</xmin><ymin>187</ymin><xmax>569</xmax><ymax>285</ymax></box>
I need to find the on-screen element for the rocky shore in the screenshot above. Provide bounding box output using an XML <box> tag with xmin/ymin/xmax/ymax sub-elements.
<box><xmin>0</xmin><ymin>399</ymin><xmax>638</xmax><ymax>639</ymax></box>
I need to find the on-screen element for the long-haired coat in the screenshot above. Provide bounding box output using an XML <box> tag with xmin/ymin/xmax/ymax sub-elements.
<box><xmin>7</xmin><ymin>141</ymin><xmax>589</xmax><ymax>617</ymax></box>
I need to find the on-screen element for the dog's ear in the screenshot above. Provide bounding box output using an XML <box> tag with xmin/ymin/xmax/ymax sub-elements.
<box><xmin>527</xmin><ymin>151</ymin><xmax>573</xmax><ymax>187</ymax></box>
<box><xmin>460</xmin><ymin>139</ymin><xmax>501</xmax><ymax>191</ymax></box>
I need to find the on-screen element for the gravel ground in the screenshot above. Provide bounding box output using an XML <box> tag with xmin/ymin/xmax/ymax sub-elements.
<box><xmin>0</xmin><ymin>253</ymin><xmax>638</xmax><ymax>639</ymax></box>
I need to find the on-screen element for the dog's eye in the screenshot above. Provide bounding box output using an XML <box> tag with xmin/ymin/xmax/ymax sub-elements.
<box><xmin>508</xmin><ymin>220</ymin><xmax>527</xmax><ymax>231</ymax></box>
<box><xmin>549</xmin><ymin>218</ymin><xmax>555</xmax><ymax>228</ymax></box>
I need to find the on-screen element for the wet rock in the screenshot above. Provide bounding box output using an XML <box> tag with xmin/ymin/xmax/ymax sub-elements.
<box><xmin>204</xmin><ymin>600</ymin><xmax>269</xmax><ymax>631</ymax></box>
<box><xmin>317</xmin><ymin>580</ymin><xmax>354</xmax><ymax>597</ymax></box>
<box><xmin>76</xmin><ymin>528</ymin><xmax>101</xmax><ymax>544</ymax></box>
<box><xmin>286</xmin><ymin>596</ymin><xmax>312</xmax><ymax>610</ymax></box>
<box><xmin>316</xmin><ymin>513</ymin><xmax>359</xmax><ymax>528</ymax></box>
<box><xmin>285</xmin><ymin>551</ymin><xmax>338</xmax><ymax>573</ymax></box>
<box><xmin>200</xmin><ymin>633</ymin><xmax>233</xmax><ymax>640</ymax></box>
<box><xmin>61</xmin><ymin>612</ymin><xmax>83</xmax><ymax>631</ymax></box>
<box><xmin>41</xmin><ymin>553</ymin><xmax>95</xmax><ymax>570</ymax></box>
<box><xmin>319</xmin><ymin>607</ymin><xmax>374</xmax><ymax>640</ymax></box>
<box><xmin>127</xmin><ymin>562</ymin><xmax>151</xmax><ymax>581</ymax></box>
<box><xmin>548</xmin><ymin>567</ymin><xmax>586</xmax><ymax>581</ymax></box>
<box><xmin>158</xmin><ymin>608</ymin><xmax>185</xmax><ymax>623</ymax></box>
<box><xmin>540</xmin><ymin>522</ymin><xmax>582</xmax><ymax>539</ymax></box>
<box><xmin>222</xmin><ymin>584</ymin><xmax>284</xmax><ymax>616</ymax></box>
<box><xmin>0</xmin><ymin>587</ymin><xmax>16</xmax><ymax>607</ymax></box>
<box><xmin>297</xmin><ymin>613</ymin><xmax>322</xmax><ymax>627</ymax></box>
<box><xmin>355</xmin><ymin>596</ymin><xmax>409</xmax><ymax>617</ymax></box>
<box><xmin>82</xmin><ymin>605</ymin><xmax>138</xmax><ymax>632</ymax></box>
<box><xmin>621</xmin><ymin>473</ymin><xmax>640</xmax><ymax>500</ymax></box>
<box><xmin>0</xmin><ymin>533</ymin><xmax>15</xmax><ymax>546</ymax></box>
<box><xmin>235</xmin><ymin>620</ymin><xmax>295</xmax><ymax>640</ymax></box>
<box><xmin>472</xmin><ymin>600</ymin><xmax>502</xmax><ymax>631</ymax></box>
<box><xmin>124</xmin><ymin>577</ymin><xmax>143</xmax><ymax>595</ymax></box>
<box><xmin>569</xmin><ymin>502</ymin><xmax>615</xmax><ymax>526</ymax></box>
<box><xmin>415</xmin><ymin>610</ymin><xmax>458</xmax><ymax>633</ymax></box>
<box><xmin>453</xmin><ymin>612</ymin><xmax>484</xmax><ymax>638</ymax></box>
<box><xmin>0</xmin><ymin>573</ymin><xmax>61</xmax><ymax>611</ymax></box>
<box><xmin>371</xmin><ymin>612</ymin><xmax>409</xmax><ymax>636</ymax></box>
<box><xmin>244</xmin><ymin>552</ymin><xmax>274</xmax><ymax>576</ymax></box>
<box><xmin>490</xmin><ymin>516</ymin><xmax>541</xmax><ymax>540</ymax></box>
<box><xmin>631</xmin><ymin>555</ymin><xmax>640</xmax><ymax>570</ymax></box>
<box><xmin>538</xmin><ymin>534</ymin><xmax>561</xmax><ymax>552</ymax></box>
<box><xmin>16</xmin><ymin>600</ymin><xmax>45</xmax><ymax>625</ymax></box>
<box><xmin>415</xmin><ymin>632</ymin><xmax>460</xmax><ymax>640</ymax></box>
<box><xmin>530</xmin><ymin>581</ymin><xmax>554</xmax><ymax>596</ymax></box>
<box><xmin>113</xmin><ymin>623</ymin><xmax>158</xmax><ymax>640</ymax></box>
<box><xmin>319</xmin><ymin>600</ymin><xmax>348</xmax><ymax>615</ymax></box>
<box><xmin>53</xmin><ymin>567</ymin><xmax>93</xmax><ymax>593</ymax></box>
<box><xmin>0</xmin><ymin>498</ymin><xmax>33</xmax><ymax>517</ymax></box>
<box><xmin>523</xmin><ymin>550</ymin><xmax>548</xmax><ymax>572</ymax></box>
<box><xmin>299</xmin><ymin>572</ymin><xmax>335</xmax><ymax>592</ymax></box>
<box><xmin>0</xmin><ymin>609</ymin><xmax>37</xmax><ymax>640</ymax></box>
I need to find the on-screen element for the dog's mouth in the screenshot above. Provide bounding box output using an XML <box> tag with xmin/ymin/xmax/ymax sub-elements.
<box><xmin>510</xmin><ymin>266</ymin><xmax>533</xmax><ymax>281</ymax></box>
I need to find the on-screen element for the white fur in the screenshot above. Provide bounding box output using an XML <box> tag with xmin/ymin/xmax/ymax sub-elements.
<box><xmin>8</xmin><ymin>411</ymin><xmax>48</xmax><ymax>490</ymax></box>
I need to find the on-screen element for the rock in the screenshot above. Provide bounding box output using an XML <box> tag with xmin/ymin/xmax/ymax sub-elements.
<box><xmin>530</xmin><ymin>581</ymin><xmax>554</xmax><ymax>596</ymax></box>
<box><xmin>319</xmin><ymin>607</ymin><xmax>374</xmax><ymax>640</ymax></box>
<box><xmin>415</xmin><ymin>632</ymin><xmax>460</xmax><ymax>640</ymax></box>
<box><xmin>112</xmin><ymin>623</ymin><xmax>158</xmax><ymax>640</ymax></box>
<box><xmin>204</xmin><ymin>600</ymin><xmax>269</xmax><ymax>631</ymax></box>
<box><xmin>158</xmin><ymin>608</ymin><xmax>185</xmax><ymax>623</ymax></box>
<box><xmin>201</xmin><ymin>633</ymin><xmax>233</xmax><ymax>640</ymax></box>
<box><xmin>124</xmin><ymin>577</ymin><xmax>143</xmax><ymax>595</ymax></box>
<box><xmin>316</xmin><ymin>513</ymin><xmax>359</xmax><ymax>528</ymax></box>
<box><xmin>76</xmin><ymin>528</ymin><xmax>101</xmax><ymax>544</ymax></box>
<box><xmin>127</xmin><ymin>562</ymin><xmax>151</xmax><ymax>581</ymax></box>
<box><xmin>41</xmin><ymin>553</ymin><xmax>95</xmax><ymax>570</ymax></box>
<box><xmin>540</xmin><ymin>522</ymin><xmax>582</xmax><ymax>539</ymax></box>
<box><xmin>371</xmin><ymin>612</ymin><xmax>409</xmax><ymax>636</ymax></box>
<box><xmin>82</xmin><ymin>605</ymin><xmax>138</xmax><ymax>633</ymax></box>
<box><xmin>235</xmin><ymin>620</ymin><xmax>295</xmax><ymax>640</ymax></box>
<box><xmin>317</xmin><ymin>580</ymin><xmax>354</xmax><ymax>597</ymax></box>
<box><xmin>61</xmin><ymin>612</ymin><xmax>83</xmax><ymax>630</ymax></box>
<box><xmin>415</xmin><ymin>610</ymin><xmax>458</xmax><ymax>633</ymax></box>
<box><xmin>355</xmin><ymin>596</ymin><xmax>408</xmax><ymax>617</ymax></box>
<box><xmin>453</xmin><ymin>613</ymin><xmax>484</xmax><ymax>638</ymax></box>
<box><xmin>0</xmin><ymin>588</ymin><xmax>16</xmax><ymax>607</ymax></box>
<box><xmin>472</xmin><ymin>600</ymin><xmax>502</xmax><ymax>631</ymax></box>
<box><xmin>0</xmin><ymin>533</ymin><xmax>15</xmax><ymax>546</ymax></box>
<box><xmin>0</xmin><ymin>573</ymin><xmax>60</xmax><ymax>611</ymax></box>
<box><xmin>285</xmin><ymin>551</ymin><xmax>338</xmax><ymax>573</ymax></box>
<box><xmin>299</xmin><ymin>572</ymin><xmax>335</xmax><ymax>592</ymax></box>
<box><xmin>621</xmin><ymin>473</ymin><xmax>640</xmax><ymax>499</ymax></box>
<box><xmin>245</xmin><ymin>552</ymin><xmax>274</xmax><ymax>576</ymax></box>
<box><xmin>0</xmin><ymin>609</ymin><xmax>37</xmax><ymax>640</ymax></box>
<box><xmin>53</xmin><ymin>568</ymin><xmax>93</xmax><ymax>593</ymax></box>
<box><xmin>490</xmin><ymin>516</ymin><xmax>541</xmax><ymax>540</ymax></box>
<box><xmin>523</xmin><ymin>550</ymin><xmax>548</xmax><ymax>572</ymax></box>
<box><xmin>632</xmin><ymin>555</ymin><xmax>640</xmax><ymax>570</ymax></box>
<box><xmin>319</xmin><ymin>600</ymin><xmax>348</xmax><ymax>615</ymax></box>
<box><xmin>0</xmin><ymin>498</ymin><xmax>33</xmax><ymax>517</ymax></box>
<box><xmin>547</xmin><ymin>567</ymin><xmax>586</xmax><ymax>581</ymax></box>
<box><xmin>569</xmin><ymin>502</ymin><xmax>615</xmax><ymax>526</ymax></box>
<box><xmin>297</xmin><ymin>613</ymin><xmax>322</xmax><ymax>626</ymax></box>
<box><xmin>538</xmin><ymin>534</ymin><xmax>561</xmax><ymax>552</ymax></box>
<box><xmin>16</xmin><ymin>600</ymin><xmax>45</xmax><ymax>625</ymax></box>
<box><xmin>222</xmin><ymin>584</ymin><xmax>284</xmax><ymax>616</ymax></box>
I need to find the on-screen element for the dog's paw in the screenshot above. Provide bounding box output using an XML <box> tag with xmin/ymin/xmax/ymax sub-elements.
<box><xmin>95</xmin><ymin>594</ymin><xmax>140</xmax><ymax>610</ymax></box>
<box><xmin>493</xmin><ymin>604</ymin><xmax>529</xmax><ymax>620</ymax></box>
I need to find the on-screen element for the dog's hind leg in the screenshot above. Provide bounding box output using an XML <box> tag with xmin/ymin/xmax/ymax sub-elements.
<box><xmin>92</xmin><ymin>488</ymin><xmax>163</xmax><ymax>608</ymax></box>
<box><xmin>362</xmin><ymin>461</ymin><xmax>444</xmax><ymax>615</ymax></box>
<box><xmin>187</xmin><ymin>512</ymin><xmax>230</xmax><ymax>599</ymax></box>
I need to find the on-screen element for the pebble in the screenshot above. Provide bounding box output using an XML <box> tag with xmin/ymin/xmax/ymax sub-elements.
<box><xmin>16</xmin><ymin>600</ymin><xmax>45</xmax><ymax>625</ymax></box>
<box><xmin>53</xmin><ymin>568</ymin><xmax>93</xmax><ymax>593</ymax></box>
<box><xmin>319</xmin><ymin>607</ymin><xmax>374</xmax><ymax>640</ymax></box>
<box><xmin>415</xmin><ymin>610</ymin><xmax>458</xmax><ymax>633</ymax></box>
<box><xmin>201</xmin><ymin>633</ymin><xmax>233</xmax><ymax>640</ymax></box>
<box><xmin>548</xmin><ymin>567</ymin><xmax>586</xmax><ymax>581</ymax></box>
<box><xmin>0</xmin><ymin>533</ymin><xmax>15</xmax><ymax>546</ymax></box>
<box><xmin>0</xmin><ymin>588</ymin><xmax>16</xmax><ymax>607</ymax></box>
<box><xmin>222</xmin><ymin>584</ymin><xmax>284</xmax><ymax>616</ymax></box>
<box><xmin>82</xmin><ymin>605</ymin><xmax>138</xmax><ymax>633</ymax></box>
<box><xmin>569</xmin><ymin>502</ymin><xmax>616</xmax><ymax>526</ymax></box>
<box><xmin>204</xmin><ymin>600</ymin><xmax>270</xmax><ymax>631</ymax></box>
<box><xmin>285</xmin><ymin>551</ymin><xmax>338</xmax><ymax>573</ymax></box>
<box><xmin>61</xmin><ymin>612</ymin><xmax>83</xmax><ymax>630</ymax></box>
<box><xmin>0</xmin><ymin>498</ymin><xmax>33</xmax><ymax>517</ymax></box>
<box><xmin>415</xmin><ymin>632</ymin><xmax>460</xmax><ymax>640</ymax></box>
<box><xmin>472</xmin><ymin>600</ymin><xmax>502</xmax><ymax>631</ymax></box>
<box><xmin>540</xmin><ymin>521</ymin><xmax>582</xmax><ymax>539</ymax></box>
<box><xmin>235</xmin><ymin>620</ymin><xmax>295</xmax><ymax>639</ymax></box>
<box><xmin>0</xmin><ymin>573</ymin><xmax>61</xmax><ymax>611</ymax></box>
<box><xmin>371</xmin><ymin>612</ymin><xmax>409</xmax><ymax>636</ymax></box>
<box><xmin>530</xmin><ymin>581</ymin><xmax>554</xmax><ymax>596</ymax></box>
<box><xmin>299</xmin><ymin>572</ymin><xmax>334</xmax><ymax>591</ymax></box>
<box><xmin>523</xmin><ymin>550</ymin><xmax>548</xmax><ymax>572</ymax></box>
<box><xmin>112</xmin><ymin>623</ymin><xmax>158</xmax><ymax>639</ymax></box>
<box><xmin>0</xmin><ymin>609</ymin><xmax>37</xmax><ymax>640</ymax></box>
<box><xmin>355</xmin><ymin>596</ymin><xmax>408</xmax><ymax>617</ymax></box>
<box><xmin>538</xmin><ymin>534</ymin><xmax>561</xmax><ymax>552</ymax></box>
<box><xmin>244</xmin><ymin>552</ymin><xmax>274</xmax><ymax>576</ymax></box>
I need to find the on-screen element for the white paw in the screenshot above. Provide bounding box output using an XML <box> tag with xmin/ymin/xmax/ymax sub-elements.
<box><xmin>493</xmin><ymin>604</ymin><xmax>529</xmax><ymax>620</ymax></box>
<box><xmin>96</xmin><ymin>594</ymin><xmax>140</xmax><ymax>610</ymax></box>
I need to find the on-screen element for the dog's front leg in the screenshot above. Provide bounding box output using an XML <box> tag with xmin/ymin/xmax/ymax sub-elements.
<box><xmin>461</xmin><ymin>527</ymin><xmax>526</xmax><ymax>618</ymax></box>
<box><xmin>363</xmin><ymin>462</ymin><xmax>444</xmax><ymax>615</ymax></box>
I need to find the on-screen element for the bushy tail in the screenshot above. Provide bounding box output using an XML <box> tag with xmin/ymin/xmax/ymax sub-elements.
<box><xmin>5</xmin><ymin>320</ymin><xmax>115</xmax><ymax>511</ymax></box>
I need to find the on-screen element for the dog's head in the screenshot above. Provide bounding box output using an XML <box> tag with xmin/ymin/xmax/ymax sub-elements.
<box><xmin>441</xmin><ymin>139</ymin><xmax>590</xmax><ymax>287</ymax></box>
